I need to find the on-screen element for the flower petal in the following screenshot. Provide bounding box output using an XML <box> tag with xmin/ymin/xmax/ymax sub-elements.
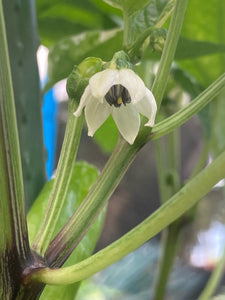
<box><xmin>118</xmin><ymin>69</ymin><xmax>146</xmax><ymax>104</ymax></box>
<box><xmin>112</xmin><ymin>105</ymin><xmax>140</xmax><ymax>144</ymax></box>
<box><xmin>85</xmin><ymin>97</ymin><xmax>111</xmax><ymax>136</ymax></box>
<box><xmin>89</xmin><ymin>69</ymin><xmax>120</xmax><ymax>101</ymax></box>
<box><xmin>134</xmin><ymin>88</ymin><xmax>157</xmax><ymax>127</ymax></box>
<box><xmin>73</xmin><ymin>85</ymin><xmax>92</xmax><ymax>117</ymax></box>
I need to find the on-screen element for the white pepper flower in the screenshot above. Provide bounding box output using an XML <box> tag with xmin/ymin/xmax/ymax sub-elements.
<box><xmin>74</xmin><ymin>68</ymin><xmax>157</xmax><ymax>144</ymax></box>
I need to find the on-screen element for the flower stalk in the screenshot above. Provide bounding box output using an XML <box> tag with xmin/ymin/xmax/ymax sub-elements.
<box><xmin>32</xmin><ymin>100</ymin><xmax>84</xmax><ymax>256</ymax></box>
<box><xmin>151</xmin><ymin>0</ymin><xmax>188</xmax><ymax>109</ymax></box>
<box><xmin>150</xmin><ymin>72</ymin><xmax>225</xmax><ymax>142</ymax></box>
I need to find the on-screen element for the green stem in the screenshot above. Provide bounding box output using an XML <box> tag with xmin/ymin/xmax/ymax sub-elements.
<box><xmin>32</xmin><ymin>100</ymin><xmax>83</xmax><ymax>256</ymax></box>
<box><xmin>0</xmin><ymin>0</ymin><xmax>29</xmax><ymax>261</ymax></box>
<box><xmin>197</xmin><ymin>244</ymin><xmax>225</xmax><ymax>300</ymax></box>
<box><xmin>190</xmin><ymin>141</ymin><xmax>209</xmax><ymax>178</ymax></box>
<box><xmin>137</xmin><ymin>0</ymin><xmax>188</xmax><ymax>140</ymax></box>
<box><xmin>29</xmin><ymin>149</ymin><xmax>225</xmax><ymax>285</ymax></box>
<box><xmin>45</xmin><ymin>137</ymin><xmax>140</xmax><ymax>267</ymax></box>
<box><xmin>167</xmin><ymin>129</ymin><xmax>180</xmax><ymax>177</ymax></box>
<box><xmin>154</xmin><ymin>139</ymin><xmax>168</xmax><ymax>203</ymax></box>
<box><xmin>154</xmin><ymin>129</ymin><xmax>180</xmax><ymax>204</ymax></box>
<box><xmin>0</xmin><ymin>1</ymin><xmax>30</xmax><ymax>296</ymax></box>
<box><xmin>153</xmin><ymin>129</ymin><xmax>181</xmax><ymax>300</ymax></box>
<box><xmin>151</xmin><ymin>0</ymin><xmax>188</xmax><ymax>108</ymax></box>
<box><xmin>123</xmin><ymin>12</ymin><xmax>135</xmax><ymax>50</ymax></box>
<box><xmin>150</xmin><ymin>72</ymin><xmax>225</xmax><ymax>141</ymax></box>
<box><xmin>127</xmin><ymin>26</ymin><xmax>155</xmax><ymax>62</ymax></box>
<box><xmin>3</xmin><ymin>0</ymin><xmax>46</xmax><ymax>210</ymax></box>
<box><xmin>153</xmin><ymin>223</ymin><xmax>180</xmax><ymax>300</ymax></box>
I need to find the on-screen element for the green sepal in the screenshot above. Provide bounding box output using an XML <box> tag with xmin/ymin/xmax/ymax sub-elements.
<box><xmin>104</xmin><ymin>50</ymin><xmax>134</xmax><ymax>70</ymax></box>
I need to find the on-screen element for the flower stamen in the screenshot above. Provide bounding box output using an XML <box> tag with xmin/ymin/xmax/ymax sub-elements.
<box><xmin>105</xmin><ymin>84</ymin><xmax>131</xmax><ymax>107</ymax></box>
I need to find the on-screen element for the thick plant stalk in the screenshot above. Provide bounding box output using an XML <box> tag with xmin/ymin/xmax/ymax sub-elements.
<box><xmin>2</xmin><ymin>0</ymin><xmax>46</xmax><ymax>210</ymax></box>
<box><xmin>0</xmin><ymin>1</ymin><xmax>31</xmax><ymax>297</ymax></box>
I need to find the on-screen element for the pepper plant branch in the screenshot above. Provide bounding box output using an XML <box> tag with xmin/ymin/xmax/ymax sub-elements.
<box><xmin>190</xmin><ymin>141</ymin><xmax>209</xmax><ymax>178</ymax></box>
<box><xmin>45</xmin><ymin>137</ymin><xmax>140</xmax><ymax>267</ymax></box>
<box><xmin>153</xmin><ymin>222</ymin><xmax>181</xmax><ymax>300</ymax></box>
<box><xmin>136</xmin><ymin>0</ymin><xmax>188</xmax><ymax>141</ymax></box>
<box><xmin>151</xmin><ymin>0</ymin><xmax>188</xmax><ymax>108</ymax></box>
<box><xmin>0</xmin><ymin>0</ymin><xmax>29</xmax><ymax>261</ymax></box>
<box><xmin>153</xmin><ymin>129</ymin><xmax>181</xmax><ymax>300</ymax></box>
<box><xmin>155</xmin><ymin>130</ymin><xmax>180</xmax><ymax>204</ymax></box>
<box><xmin>29</xmin><ymin>149</ymin><xmax>225</xmax><ymax>285</ymax></box>
<box><xmin>150</xmin><ymin>72</ymin><xmax>225</xmax><ymax>142</ymax></box>
<box><xmin>154</xmin><ymin>139</ymin><xmax>168</xmax><ymax>203</ymax></box>
<box><xmin>32</xmin><ymin>100</ymin><xmax>84</xmax><ymax>256</ymax></box>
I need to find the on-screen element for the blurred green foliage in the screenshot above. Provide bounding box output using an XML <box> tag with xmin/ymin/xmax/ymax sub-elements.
<box><xmin>36</xmin><ymin>0</ymin><xmax>121</xmax><ymax>46</ymax></box>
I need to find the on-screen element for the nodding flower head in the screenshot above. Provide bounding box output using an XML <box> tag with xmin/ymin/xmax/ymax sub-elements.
<box><xmin>74</xmin><ymin>66</ymin><xmax>157</xmax><ymax>144</ymax></box>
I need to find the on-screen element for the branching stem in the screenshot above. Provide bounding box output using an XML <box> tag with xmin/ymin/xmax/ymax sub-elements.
<box><xmin>29</xmin><ymin>149</ymin><xmax>225</xmax><ymax>285</ymax></box>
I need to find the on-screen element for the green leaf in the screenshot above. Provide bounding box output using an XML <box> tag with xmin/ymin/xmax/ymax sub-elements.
<box><xmin>179</xmin><ymin>0</ymin><xmax>225</xmax><ymax>86</ymax></box>
<box><xmin>175</xmin><ymin>38</ymin><xmax>225</xmax><ymax>60</ymax></box>
<box><xmin>91</xmin><ymin>0</ymin><xmax>122</xmax><ymax>16</ymax></box>
<box><xmin>171</xmin><ymin>67</ymin><xmax>203</xmax><ymax>98</ymax></box>
<box><xmin>144</xmin><ymin>37</ymin><xmax>225</xmax><ymax>61</ymax></box>
<box><xmin>28</xmin><ymin>161</ymin><xmax>106</xmax><ymax>300</ymax></box>
<box><xmin>130</xmin><ymin>0</ymin><xmax>175</xmax><ymax>41</ymax></box>
<box><xmin>36</xmin><ymin>0</ymin><xmax>119</xmax><ymax>46</ymax></box>
<box><xmin>123</xmin><ymin>0</ymin><xmax>151</xmax><ymax>15</ymax></box>
<box><xmin>46</xmin><ymin>29</ymin><xmax>123</xmax><ymax>90</ymax></box>
<box><xmin>94</xmin><ymin>115</ymin><xmax>119</xmax><ymax>153</ymax></box>
<box><xmin>177</xmin><ymin>0</ymin><xmax>225</xmax><ymax>156</ymax></box>
<box><xmin>142</xmin><ymin>1</ymin><xmax>225</xmax><ymax>72</ymax></box>
<box><xmin>103</xmin><ymin>0</ymin><xmax>151</xmax><ymax>14</ymax></box>
<box><xmin>102</xmin><ymin>0</ymin><xmax>122</xmax><ymax>10</ymax></box>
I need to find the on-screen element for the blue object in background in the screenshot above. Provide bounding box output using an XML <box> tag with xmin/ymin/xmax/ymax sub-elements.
<box><xmin>42</xmin><ymin>88</ymin><xmax>58</xmax><ymax>179</ymax></box>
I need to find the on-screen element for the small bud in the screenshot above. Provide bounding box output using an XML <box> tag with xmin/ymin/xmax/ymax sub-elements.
<box><xmin>66</xmin><ymin>57</ymin><xmax>103</xmax><ymax>100</ymax></box>
<box><xmin>150</xmin><ymin>28</ymin><xmax>167</xmax><ymax>53</ymax></box>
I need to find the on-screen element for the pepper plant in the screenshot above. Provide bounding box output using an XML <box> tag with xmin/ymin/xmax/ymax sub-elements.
<box><xmin>0</xmin><ymin>0</ymin><xmax>225</xmax><ymax>299</ymax></box>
